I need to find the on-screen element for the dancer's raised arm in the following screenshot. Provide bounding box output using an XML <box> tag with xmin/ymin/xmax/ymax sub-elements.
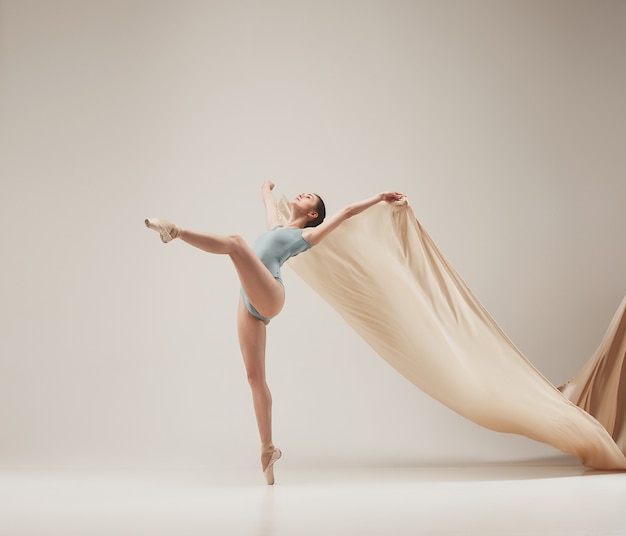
<box><xmin>302</xmin><ymin>191</ymin><xmax>404</xmax><ymax>246</ymax></box>
<box><xmin>262</xmin><ymin>181</ymin><xmax>280</xmax><ymax>229</ymax></box>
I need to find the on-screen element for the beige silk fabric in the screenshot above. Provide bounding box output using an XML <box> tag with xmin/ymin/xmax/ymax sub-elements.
<box><xmin>279</xmin><ymin>197</ymin><xmax>626</xmax><ymax>470</ymax></box>
<box><xmin>559</xmin><ymin>295</ymin><xmax>626</xmax><ymax>456</ymax></box>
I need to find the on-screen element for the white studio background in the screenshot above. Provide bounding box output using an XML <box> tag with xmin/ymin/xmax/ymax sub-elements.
<box><xmin>1</xmin><ymin>0</ymin><xmax>625</xmax><ymax>470</ymax></box>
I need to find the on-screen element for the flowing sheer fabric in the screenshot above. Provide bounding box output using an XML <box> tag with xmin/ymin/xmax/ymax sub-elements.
<box><xmin>279</xmin><ymin>197</ymin><xmax>626</xmax><ymax>470</ymax></box>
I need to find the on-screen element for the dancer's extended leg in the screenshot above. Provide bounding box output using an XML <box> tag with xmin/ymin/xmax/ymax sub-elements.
<box><xmin>179</xmin><ymin>229</ymin><xmax>285</xmax><ymax>319</ymax></box>
<box><xmin>145</xmin><ymin>220</ymin><xmax>285</xmax><ymax>319</ymax></box>
<box><xmin>237</xmin><ymin>298</ymin><xmax>281</xmax><ymax>483</ymax></box>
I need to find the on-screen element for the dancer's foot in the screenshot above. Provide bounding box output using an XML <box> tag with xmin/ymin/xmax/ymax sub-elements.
<box><xmin>145</xmin><ymin>218</ymin><xmax>181</xmax><ymax>243</ymax></box>
<box><xmin>262</xmin><ymin>447</ymin><xmax>282</xmax><ymax>486</ymax></box>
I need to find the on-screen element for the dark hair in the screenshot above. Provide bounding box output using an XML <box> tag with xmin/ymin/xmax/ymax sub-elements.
<box><xmin>304</xmin><ymin>194</ymin><xmax>326</xmax><ymax>228</ymax></box>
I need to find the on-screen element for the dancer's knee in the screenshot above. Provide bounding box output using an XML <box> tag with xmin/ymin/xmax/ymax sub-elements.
<box><xmin>227</xmin><ymin>234</ymin><xmax>247</xmax><ymax>255</ymax></box>
<box><xmin>246</xmin><ymin>369</ymin><xmax>266</xmax><ymax>389</ymax></box>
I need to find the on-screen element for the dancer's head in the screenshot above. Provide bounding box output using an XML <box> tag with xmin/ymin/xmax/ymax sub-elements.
<box><xmin>293</xmin><ymin>193</ymin><xmax>326</xmax><ymax>228</ymax></box>
<box><xmin>306</xmin><ymin>194</ymin><xmax>325</xmax><ymax>227</ymax></box>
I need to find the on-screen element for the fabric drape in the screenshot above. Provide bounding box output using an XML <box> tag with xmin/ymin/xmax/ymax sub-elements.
<box><xmin>279</xmin><ymin>197</ymin><xmax>626</xmax><ymax>470</ymax></box>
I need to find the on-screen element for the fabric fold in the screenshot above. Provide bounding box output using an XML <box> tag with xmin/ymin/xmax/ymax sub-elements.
<box><xmin>279</xmin><ymin>197</ymin><xmax>626</xmax><ymax>470</ymax></box>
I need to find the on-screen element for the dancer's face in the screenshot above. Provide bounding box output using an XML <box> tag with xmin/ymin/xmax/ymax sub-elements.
<box><xmin>293</xmin><ymin>193</ymin><xmax>319</xmax><ymax>217</ymax></box>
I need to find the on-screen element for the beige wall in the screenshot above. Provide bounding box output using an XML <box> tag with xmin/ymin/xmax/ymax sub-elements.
<box><xmin>1</xmin><ymin>0</ymin><xmax>625</xmax><ymax>468</ymax></box>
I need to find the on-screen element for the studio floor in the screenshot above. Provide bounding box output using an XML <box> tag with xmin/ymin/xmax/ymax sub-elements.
<box><xmin>1</xmin><ymin>463</ymin><xmax>625</xmax><ymax>535</ymax></box>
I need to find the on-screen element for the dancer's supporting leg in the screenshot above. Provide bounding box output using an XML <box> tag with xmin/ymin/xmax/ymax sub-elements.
<box><xmin>237</xmin><ymin>298</ymin><xmax>281</xmax><ymax>482</ymax></box>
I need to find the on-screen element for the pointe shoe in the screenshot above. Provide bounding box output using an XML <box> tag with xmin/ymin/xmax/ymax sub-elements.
<box><xmin>262</xmin><ymin>448</ymin><xmax>282</xmax><ymax>485</ymax></box>
<box><xmin>145</xmin><ymin>218</ymin><xmax>181</xmax><ymax>243</ymax></box>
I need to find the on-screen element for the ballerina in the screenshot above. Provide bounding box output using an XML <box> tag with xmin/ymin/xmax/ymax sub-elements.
<box><xmin>145</xmin><ymin>181</ymin><xmax>404</xmax><ymax>484</ymax></box>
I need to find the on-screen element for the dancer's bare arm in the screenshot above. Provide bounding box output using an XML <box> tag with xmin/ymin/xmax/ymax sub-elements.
<box><xmin>302</xmin><ymin>191</ymin><xmax>404</xmax><ymax>246</ymax></box>
<box><xmin>262</xmin><ymin>181</ymin><xmax>280</xmax><ymax>229</ymax></box>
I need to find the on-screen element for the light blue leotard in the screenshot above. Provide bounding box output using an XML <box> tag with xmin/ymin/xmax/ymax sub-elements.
<box><xmin>240</xmin><ymin>225</ymin><xmax>312</xmax><ymax>322</ymax></box>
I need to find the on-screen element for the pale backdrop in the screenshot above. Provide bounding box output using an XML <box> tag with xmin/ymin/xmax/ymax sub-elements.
<box><xmin>1</xmin><ymin>0</ymin><xmax>625</xmax><ymax>469</ymax></box>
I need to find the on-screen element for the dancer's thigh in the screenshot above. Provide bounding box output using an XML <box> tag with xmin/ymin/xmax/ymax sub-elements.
<box><xmin>229</xmin><ymin>237</ymin><xmax>284</xmax><ymax>318</ymax></box>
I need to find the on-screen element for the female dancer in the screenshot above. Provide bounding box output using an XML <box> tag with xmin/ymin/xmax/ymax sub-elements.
<box><xmin>145</xmin><ymin>181</ymin><xmax>404</xmax><ymax>484</ymax></box>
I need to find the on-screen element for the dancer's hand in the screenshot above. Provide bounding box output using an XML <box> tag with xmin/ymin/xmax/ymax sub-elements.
<box><xmin>262</xmin><ymin>181</ymin><xmax>279</xmax><ymax>228</ymax></box>
<box><xmin>380</xmin><ymin>191</ymin><xmax>405</xmax><ymax>203</ymax></box>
